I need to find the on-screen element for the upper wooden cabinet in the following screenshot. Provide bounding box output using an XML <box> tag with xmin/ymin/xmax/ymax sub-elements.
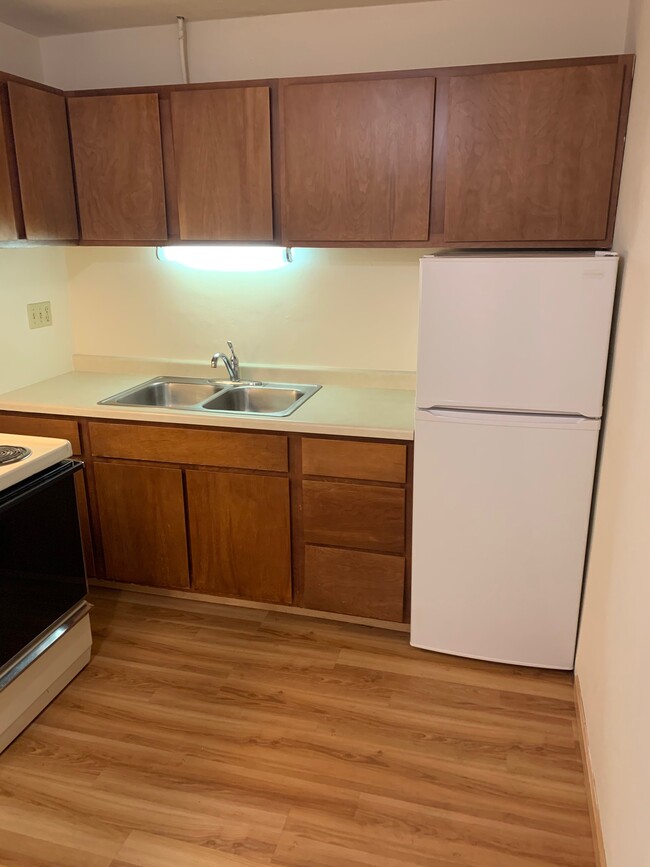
<box><xmin>8</xmin><ymin>82</ymin><xmax>78</xmax><ymax>241</ymax></box>
<box><xmin>441</xmin><ymin>60</ymin><xmax>626</xmax><ymax>244</ymax></box>
<box><xmin>67</xmin><ymin>93</ymin><xmax>167</xmax><ymax>241</ymax></box>
<box><xmin>0</xmin><ymin>54</ymin><xmax>634</xmax><ymax>248</ymax></box>
<box><xmin>281</xmin><ymin>76</ymin><xmax>436</xmax><ymax>242</ymax></box>
<box><xmin>0</xmin><ymin>86</ymin><xmax>22</xmax><ymax>241</ymax></box>
<box><xmin>170</xmin><ymin>87</ymin><xmax>273</xmax><ymax>241</ymax></box>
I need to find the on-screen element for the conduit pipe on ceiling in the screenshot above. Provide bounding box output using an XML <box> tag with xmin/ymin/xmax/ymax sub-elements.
<box><xmin>177</xmin><ymin>15</ymin><xmax>190</xmax><ymax>84</ymax></box>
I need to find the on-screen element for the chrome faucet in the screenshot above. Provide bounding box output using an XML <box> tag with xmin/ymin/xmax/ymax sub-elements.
<box><xmin>211</xmin><ymin>340</ymin><xmax>241</xmax><ymax>382</ymax></box>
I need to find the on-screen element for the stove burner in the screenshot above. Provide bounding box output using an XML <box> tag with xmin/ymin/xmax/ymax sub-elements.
<box><xmin>0</xmin><ymin>445</ymin><xmax>32</xmax><ymax>466</ymax></box>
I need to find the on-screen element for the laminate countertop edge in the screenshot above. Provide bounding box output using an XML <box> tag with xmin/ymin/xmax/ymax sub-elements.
<box><xmin>0</xmin><ymin>371</ymin><xmax>416</xmax><ymax>441</ymax></box>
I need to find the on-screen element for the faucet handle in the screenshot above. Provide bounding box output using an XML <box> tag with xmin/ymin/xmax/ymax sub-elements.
<box><xmin>226</xmin><ymin>340</ymin><xmax>240</xmax><ymax>381</ymax></box>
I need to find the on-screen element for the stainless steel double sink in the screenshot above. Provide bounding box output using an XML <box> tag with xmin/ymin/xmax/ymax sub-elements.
<box><xmin>99</xmin><ymin>376</ymin><xmax>321</xmax><ymax>417</ymax></box>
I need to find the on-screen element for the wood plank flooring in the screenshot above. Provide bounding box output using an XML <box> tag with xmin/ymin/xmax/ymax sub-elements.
<box><xmin>0</xmin><ymin>589</ymin><xmax>596</xmax><ymax>866</ymax></box>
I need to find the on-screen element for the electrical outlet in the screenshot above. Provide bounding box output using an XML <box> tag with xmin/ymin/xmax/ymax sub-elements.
<box><xmin>27</xmin><ymin>301</ymin><xmax>53</xmax><ymax>330</ymax></box>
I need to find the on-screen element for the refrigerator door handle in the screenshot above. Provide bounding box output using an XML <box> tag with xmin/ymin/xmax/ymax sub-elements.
<box><xmin>416</xmin><ymin>408</ymin><xmax>601</xmax><ymax>429</ymax></box>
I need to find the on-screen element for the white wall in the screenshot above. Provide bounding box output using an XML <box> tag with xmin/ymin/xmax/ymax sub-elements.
<box><xmin>38</xmin><ymin>0</ymin><xmax>631</xmax><ymax>376</ymax></box>
<box><xmin>65</xmin><ymin>246</ymin><xmax>421</xmax><ymax>371</ymax></box>
<box><xmin>0</xmin><ymin>0</ymin><xmax>635</xmax><ymax>383</ymax></box>
<box><xmin>0</xmin><ymin>20</ymin><xmax>43</xmax><ymax>81</ymax></box>
<box><xmin>0</xmin><ymin>26</ymin><xmax>72</xmax><ymax>397</ymax></box>
<box><xmin>0</xmin><ymin>249</ymin><xmax>74</xmax><ymax>394</ymax></box>
<box><xmin>575</xmin><ymin>1</ymin><xmax>650</xmax><ymax>865</ymax></box>
<box><xmin>40</xmin><ymin>0</ymin><xmax>630</xmax><ymax>90</ymax></box>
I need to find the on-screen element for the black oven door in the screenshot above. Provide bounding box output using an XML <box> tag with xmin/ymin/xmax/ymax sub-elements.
<box><xmin>0</xmin><ymin>460</ymin><xmax>87</xmax><ymax>670</ymax></box>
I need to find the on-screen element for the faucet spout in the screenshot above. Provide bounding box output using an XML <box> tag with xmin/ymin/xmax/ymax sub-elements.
<box><xmin>210</xmin><ymin>341</ymin><xmax>241</xmax><ymax>382</ymax></box>
<box><xmin>211</xmin><ymin>352</ymin><xmax>233</xmax><ymax>378</ymax></box>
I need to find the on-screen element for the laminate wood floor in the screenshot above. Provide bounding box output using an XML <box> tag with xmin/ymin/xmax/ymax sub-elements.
<box><xmin>0</xmin><ymin>589</ymin><xmax>596</xmax><ymax>867</ymax></box>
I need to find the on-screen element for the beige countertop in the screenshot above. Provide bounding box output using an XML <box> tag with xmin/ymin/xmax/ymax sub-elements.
<box><xmin>0</xmin><ymin>371</ymin><xmax>415</xmax><ymax>441</ymax></box>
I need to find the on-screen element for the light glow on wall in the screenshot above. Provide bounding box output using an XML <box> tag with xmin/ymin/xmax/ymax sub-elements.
<box><xmin>157</xmin><ymin>246</ymin><xmax>291</xmax><ymax>272</ymax></box>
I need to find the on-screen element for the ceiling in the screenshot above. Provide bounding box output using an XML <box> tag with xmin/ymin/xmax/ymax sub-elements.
<box><xmin>0</xmin><ymin>0</ymin><xmax>431</xmax><ymax>37</ymax></box>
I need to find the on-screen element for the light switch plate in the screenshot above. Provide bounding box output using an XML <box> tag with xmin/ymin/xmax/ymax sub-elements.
<box><xmin>27</xmin><ymin>301</ymin><xmax>53</xmax><ymax>329</ymax></box>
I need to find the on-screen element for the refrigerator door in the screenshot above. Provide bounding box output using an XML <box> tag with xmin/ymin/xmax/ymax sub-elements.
<box><xmin>417</xmin><ymin>254</ymin><xmax>618</xmax><ymax>417</ymax></box>
<box><xmin>411</xmin><ymin>409</ymin><xmax>600</xmax><ymax>669</ymax></box>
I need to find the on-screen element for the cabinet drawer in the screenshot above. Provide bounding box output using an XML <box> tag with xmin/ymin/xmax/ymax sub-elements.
<box><xmin>89</xmin><ymin>422</ymin><xmax>288</xmax><ymax>472</ymax></box>
<box><xmin>302</xmin><ymin>437</ymin><xmax>407</xmax><ymax>483</ymax></box>
<box><xmin>302</xmin><ymin>545</ymin><xmax>405</xmax><ymax>621</ymax></box>
<box><xmin>0</xmin><ymin>414</ymin><xmax>81</xmax><ymax>454</ymax></box>
<box><xmin>302</xmin><ymin>480</ymin><xmax>405</xmax><ymax>553</ymax></box>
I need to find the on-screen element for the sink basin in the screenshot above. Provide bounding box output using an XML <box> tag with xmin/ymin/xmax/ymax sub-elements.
<box><xmin>99</xmin><ymin>377</ymin><xmax>321</xmax><ymax>417</ymax></box>
<box><xmin>105</xmin><ymin>379</ymin><xmax>223</xmax><ymax>408</ymax></box>
<box><xmin>203</xmin><ymin>386</ymin><xmax>308</xmax><ymax>415</ymax></box>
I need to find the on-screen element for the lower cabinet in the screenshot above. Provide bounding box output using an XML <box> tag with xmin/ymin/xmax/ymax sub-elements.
<box><xmin>0</xmin><ymin>413</ymin><xmax>412</xmax><ymax>622</ymax></box>
<box><xmin>94</xmin><ymin>461</ymin><xmax>190</xmax><ymax>589</ymax></box>
<box><xmin>299</xmin><ymin>437</ymin><xmax>410</xmax><ymax>622</ymax></box>
<box><xmin>186</xmin><ymin>470</ymin><xmax>292</xmax><ymax>604</ymax></box>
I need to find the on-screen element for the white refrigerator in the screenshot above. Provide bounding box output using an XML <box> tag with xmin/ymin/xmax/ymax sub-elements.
<box><xmin>411</xmin><ymin>253</ymin><xmax>618</xmax><ymax>670</ymax></box>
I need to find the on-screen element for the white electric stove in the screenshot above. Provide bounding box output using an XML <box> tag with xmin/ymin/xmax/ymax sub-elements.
<box><xmin>0</xmin><ymin>431</ymin><xmax>91</xmax><ymax>753</ymax></box>
<box><xmin>0</xmin><ymin>433</ymin><xmax>73</xmax><ymax>492</ymax></box>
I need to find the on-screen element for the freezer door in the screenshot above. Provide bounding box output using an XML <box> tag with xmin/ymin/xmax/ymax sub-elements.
<box><xmin>417</xmin><ymin>255</ymin><xmax>618</xmax><ymax>417</ymax></box>
<box><xmin>411</xmin><ymin>411</ymin><xmax>600</xmax><ymax>668</ymax></box>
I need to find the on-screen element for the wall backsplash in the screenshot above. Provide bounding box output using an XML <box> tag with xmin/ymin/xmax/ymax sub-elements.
<box><xmin>66</xmin><ymin>247</ymin><xmax>424</xmax><ymax>372</ymax></box>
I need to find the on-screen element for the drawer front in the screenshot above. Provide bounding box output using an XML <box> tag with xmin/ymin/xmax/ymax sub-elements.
<box><xmin>302</xmin><ymin>545</ymin><xmax>405</xmax><ymax>621</ymax></box>
<box><xmin>302</xmin><ymin>437</ymin><xmax>407</xmax><ymax>483</ymax></box>
<box><xmin>302</xmin><ymin>480</ymin><xmax>406</xmax><ymax>553</ymax></box>
<box><xmin>89</xmin><ymin>422</ymin><xmax>288</xmax><ymax>472</ymax></box>
<box><xmin>0</xmin><ymin>414</ymin><xmax>81</xmax><ymax>454</ymax></box>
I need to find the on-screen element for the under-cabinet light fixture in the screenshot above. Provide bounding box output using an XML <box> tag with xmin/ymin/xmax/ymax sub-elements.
<box><xmin>156</xmin><ymin>246</ymin><xmax>292</xmax><ymax>272</ymax></box>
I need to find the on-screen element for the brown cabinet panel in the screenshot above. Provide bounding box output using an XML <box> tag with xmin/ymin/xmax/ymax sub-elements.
<box><xmin>443</xmin><ymin>62</ymin><xmax>624</xmax><ymax>242</ymax></box>
<box><xmin>302</xmin><ymin>437</ymin><xmax>407</xmax><ymax>483</ymax></box>
<box><xmin>187</xmin><ymin>470</ymin><xmax>291</xmax><ymax>603</ymax></box>
<box><xmin>0</xmin><ymin>414</ymin><xmax>81</xmax><ymax>454</ymax></box>
<box><xmin>171</xmin><ymin>87</ymin><xmax>273</xmax><ymax>241</ymax></box>
<box><xmin>302</xmin><ymin>545</ymin><xmax>404</xmax><ymax>621</ymax></box>
<box><xmin>8</xmin><ymin>82</ymin><xmax>78</xmax><ymax>241</ymax></box>
<box><xmin>68</xmin><ymin>93</ymin><xmax>167</xmax><ymax>241</ymax></box>
<box><xmin>282</xmin><ymin>77</ymin><xmax>435</xmax><ymax>242</ymax></box>
<box><xmin>94</xmin><ymin>461</ymin><xmax>189</xmax><ymax>588</ymax></box>
<box><xmin>0</xmin><ymin>88</ymin><xmax>21</xmax><ymax>241</ymax></box>
<box><xmin>89</xmin><ymin>422</ymin><xmax>287</xmax><ymax>472</ymax></box>
<box><xmin>303</xmin><ymin>480</ymin><xmax>405</xmax><ymax>554</ymax></box>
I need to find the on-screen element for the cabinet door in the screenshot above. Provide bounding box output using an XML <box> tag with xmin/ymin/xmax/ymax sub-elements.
<box><xmin>443</xmin><ymin>62</ymin><xmax>625</xmax><ymax>243</ymax></box>
<box><xmin>0</xmin><ymin>88</ymin><xmax>21</xmax><ymax>241</ymax></box>
<box><xmin>282</xmin><ymin>77</ymin><xmax>435</xmax><ymax>242</ymax></box>
<box><xmin>8</xmin><ymin>82</ymin><xmax>78</xmax><ymax>240</ymax></box>
<box><xmin>94</xmin><ymin>461</ymin><xmax>189</xmax><ymax>588</ymax></box>
<box><xmin>170</xmin><ymin>87</ymin><xmax>273</xmax><ymax>241</ymax></box>
<box><xmin>68</xmin><ymin>93</ymin><xmax>167</xmax><ymax>241</ymax></box>
<box><xmin>186</xmin><ymin>470</ymin><xmax>291</xmax><ymax>604</ymax></box>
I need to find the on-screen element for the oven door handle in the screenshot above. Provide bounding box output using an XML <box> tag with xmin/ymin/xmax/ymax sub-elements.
<box><xmin>0</xmin><ymin>460</ymin><xmax>84</xmax><ymax>514</ymax></box>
